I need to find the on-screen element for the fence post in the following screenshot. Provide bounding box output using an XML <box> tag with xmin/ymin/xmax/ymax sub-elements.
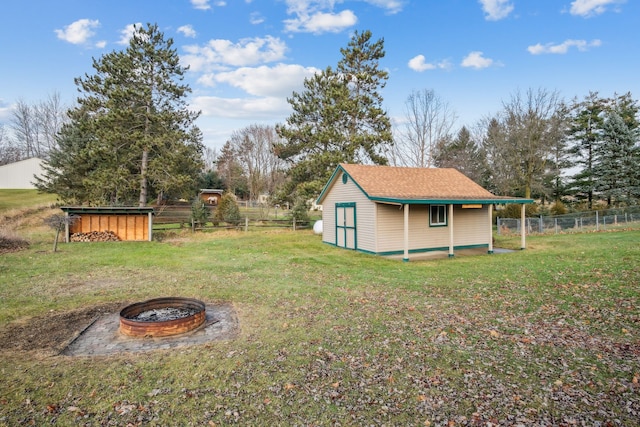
<box><xmin>245</xmin><ymin>217</ymin><xmax>248</xmax><ymax>232</ymax></box>
<box><xmin>497</xmin><ymin>217</ymin><xmax>501</xmax><ymax>235</ymax></box>
<box><xmin>539</xmin><ymin>215</ymin><xmax>543</xmax><ymax>233</ymax></box>
<box><xmin>555</xmin><ymin>218</ymin><xmax>558</xmax><ymax>234</ymax></box>
<box><xmin>293</xmin><ymin>216</ymin><xmax>296</xmax><ymax>231</ymax></box>
<box><xmin>596</xmin><ymin>211</ymin><xmax>599</xmax><ymax>231</ymax></box>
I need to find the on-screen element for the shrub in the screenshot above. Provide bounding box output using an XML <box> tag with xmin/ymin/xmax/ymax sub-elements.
<box><xmin>288</xmin><ymin>198</ymin><xmax>310</xmax><ymax>224</ymax></box>
<box><xmin>190</xmin><ymin>199</ymin><xmax>210</xmax><ymax>226</ymax></box>
<box><xmin>0</xmin><ymin>231</ymin><xmax>29</xmax><ymax>254</ymax></box>
<box><xmin>550</xmin><ymin>200</ymin><xmax>568</xmax><ymax>215</ymax></box>
<box><xmin>214</xmin><ymin>192</ymin><xmax>241</xmax><ymax>226</ymax></box>
<box><xmin>497</xmin><ymin>203</ymin><xmax>539</xmax><ymax>219</ymax></box>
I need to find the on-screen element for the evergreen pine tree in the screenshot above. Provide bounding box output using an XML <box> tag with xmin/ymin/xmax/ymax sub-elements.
<box><xmin>36</xmin><ymin>23</ymin><xmax>203</xmax><ymax>206</ymax></box>
<box><xmin>275</xmin><ymin>30</ymin><xmax>392</xmax><ymax>203</ymax></box>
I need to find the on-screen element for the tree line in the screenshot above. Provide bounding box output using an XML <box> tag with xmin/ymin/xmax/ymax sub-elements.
<box><xmin>5</xmin><ymin>24</ymin><xmax>637</xmax><ymax>211</ymax></box>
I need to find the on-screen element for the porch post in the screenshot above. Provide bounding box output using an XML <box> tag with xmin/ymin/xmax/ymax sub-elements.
<box><xmin>64</xmin><ymin>211</ymin><xmax>70</xmax><ymax>243</ymax></box>
<box><xmin>448</xmin><ymin>204</ymin><xmax>454</xmax><ymax>257</ymax></box>
<box><xmin>488</xmin><ymin>204</ymin><xmax>494</xmax><ymax>254</ymax></box>
<box><xmin>520</xmin><ymin>204</ymin><xmax>526</xmax><ymax>250</ymax></box>
<box><xmin>403</xmin><ymin>204</ymin><xmax>409</xmax><ymax>262</ymax></box>
<box><xmin>148</xmin><ymin>211</ymin><xmax>153</xmax><ymax>242</ymax></box>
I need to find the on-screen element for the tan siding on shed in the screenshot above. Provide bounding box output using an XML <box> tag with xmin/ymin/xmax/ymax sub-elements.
<box><xmin>452</xmin><ymin>205</ymin><xmax>490</xmax><ymax>247</ymax></box>
<box><xmin>320</xmin><ymin>171</ymin><xmax>377</xmax><ymax>252</ymax></box>
<box><xmin>375</xmin><ymin>204</ymin><xmax>490</xmax><ymax>254</ymax></box>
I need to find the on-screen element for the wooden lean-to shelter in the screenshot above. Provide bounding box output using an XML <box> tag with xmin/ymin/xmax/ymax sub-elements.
<box><xmin>60</xmin><ymin>206</ymin><xmax>155</xmax><ymax>242</ymax></box>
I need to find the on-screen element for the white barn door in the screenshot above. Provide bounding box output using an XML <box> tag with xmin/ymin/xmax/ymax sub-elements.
<box><xmin>335</xmin><ymin>203</ymin><xmax>356</xmax><ymax>250</ymax></box>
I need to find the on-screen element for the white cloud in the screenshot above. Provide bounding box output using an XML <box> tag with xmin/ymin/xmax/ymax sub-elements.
<box><xmin>191</xmin><ymin>0</ymin><xmax>226</xmax><ymax>10</ymax></box>
<box><xmin>363</xmin><ymin>0</ymin><xmax>405</xmax><ymax>14</ymax></box>
<box><xmin>117</xmin><ymin>23</ymin><xmax>142</xmax><ymax>45</ymax></box>
<box><xmin>281</xmin><ymin>0</ymin><xmax>401</xmax><ymax>33</ymax></box>
<box><xmin>182</xmin><ymin>36</ymin><xmax>287</xmax><ymax>71</ymax></box>
<box><xmin>527</xmin><ymin>39</ymin><xmax>602</xmax><ymax>54</ymax></box>
<box><xmin>569</xmin><ymin>0</ymin><xmax>625</xmax><ymax>17</ymax></box>
<box><xmin>407</xmin><ymin>55</ymin><xmax>451</xmax><ymax>72</ymax></box>
<box><xmin>198</xmin><ymin>63</ymin><xmax>320</xmax><ymax>97</ymax></box>
<box><xmin>191</xmin><ymin>95</ymin><xmax>290</xmax><ymax>119</ymax></box>
<box><xmin>95</xmin><ymin>40</ymin><xmax>107</xmax><ymax>49</ymax></box>
<box><xmin>284</xmin><ymin>10</ymin><xmax>357</xmax><ymax>33</ymax></box>
<box><xmin>461</xmin><ymin>51</ymin><xmax>494</xmax><ymax>69</ymax></box>
<box><xmin>54</xmin><ymin>19</ymin><xmax>100</xmax><ymax>45</ymax></box>
<box><xmin>191</xmin><ymin>0</ymin><xmax>211</xmax><ymax>10</ymax></box>
<box><xmin>479</xmin><ymin>0</ymin><xmax>514</xmax><ymax>21</ymax></box>
<box><xmin>0</xmin><ymin>99</ymin><xmax>12</xmax><ymax>122</ymax></box>
<box><xmin>178</xmin><ymin>25</ymin><xmax>197</xmax><ymax>38</ymax></box>
<box><xmin>250</xmin><ymin>12</ymin><xmax>265</xmax><ymax>24</ymax></box>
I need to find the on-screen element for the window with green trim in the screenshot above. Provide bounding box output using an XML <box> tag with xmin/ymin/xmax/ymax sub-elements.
<box><xmin>429</xmin><ymin>205</ymin><xmax>447</xmax><ymax>226</ymax></box>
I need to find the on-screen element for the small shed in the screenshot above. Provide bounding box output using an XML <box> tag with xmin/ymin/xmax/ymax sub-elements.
<box><xmin>316</xmin><ymin>164</ymin><xmax>533</xmax><ymax>261</ymax></box>
<box><xmin>60</xmin><ymin>206</ymin><xmax>155</xmax><ymax>242</ymax></box>
<box><xmin>199</xmin><ymin>189</ymin><xmax>224</xmax><ymax>205</ymax></box>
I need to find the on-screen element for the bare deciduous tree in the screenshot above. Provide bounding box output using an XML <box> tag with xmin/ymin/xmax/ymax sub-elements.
<box><xmin>481</xmin><ymin>88</ymin><xmax>567</xmax><ymax>198</ymax></box>
<box><xmin>7</xmin><ymin>92</ymin><xmax>68</xmax><ymax>162</ymax></box>
<box><xmin>228</xmin><ymin>124</ymin><xmax>286</xmax><ymax>203</ymax></box>
<box><xmin>392</xmin><ymin>89</ymin><xmax>457</xmax><ymax>167</ymax></box>
<box><xmin>36</xmin><ymin>92</ymin><xmax>67</xmax><ymax>155</ymax></box>
<box><xmin>10</xmin><ymin>99</ymin><xmax>40</xmax><ymax>158</ymax></box>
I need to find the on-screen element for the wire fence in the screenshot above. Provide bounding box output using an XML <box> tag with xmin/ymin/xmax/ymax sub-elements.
<box><xmin>496</xmin><ymin>206</ymin><xmax>640</xmax><ymax>235</ymax></box>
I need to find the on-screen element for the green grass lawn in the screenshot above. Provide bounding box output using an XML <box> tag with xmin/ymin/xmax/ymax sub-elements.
<box><xmin>0</xmin><ymin>189</ymin><xmax>58</xmax><ymax>211</ymax></box>
<box><xmin>1</xmin><ymin>196</ymin><xmax>639</xmax><ymax>425</ymax></box>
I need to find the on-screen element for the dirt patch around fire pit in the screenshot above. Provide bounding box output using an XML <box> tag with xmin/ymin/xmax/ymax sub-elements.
<box><xmin>0</xmin><ymin>303</ymin><xmax>122</xmax><ymax>356</ymax></box>
<box><xmin>0</xmin><ymin>302</ymin><xmax>239</xmax><ymax>357</ymax></box>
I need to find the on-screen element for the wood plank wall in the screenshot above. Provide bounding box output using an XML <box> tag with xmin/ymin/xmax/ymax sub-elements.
<box><xmin>70</xmin><ymin>214</ymin><xmax>149</xmax><ymax>241</ymax></box>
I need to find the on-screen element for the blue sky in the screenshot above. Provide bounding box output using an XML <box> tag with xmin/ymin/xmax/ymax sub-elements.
<box><xmin>1</xmin><ymin>0</ymin><xmax>638</xmax><ymax>151</ymax></box>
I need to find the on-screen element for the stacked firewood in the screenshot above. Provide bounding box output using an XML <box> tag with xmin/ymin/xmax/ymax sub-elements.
<box><xmin>70</xmin><ymin>231</ymin><xmax>120</xmax><ymax>242</ymax></box>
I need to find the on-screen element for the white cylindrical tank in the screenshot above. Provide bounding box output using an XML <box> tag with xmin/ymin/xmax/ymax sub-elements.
<box><xmin>313</xmin><ymin>220</ymin><xmax>323</xmax><ymax>235</ymax></box>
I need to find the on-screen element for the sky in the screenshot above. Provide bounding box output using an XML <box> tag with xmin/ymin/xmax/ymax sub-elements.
<box><xmin>1</xmin><ymin>0</ymin><xmax>638</xmax><ymax>152</ymax></box>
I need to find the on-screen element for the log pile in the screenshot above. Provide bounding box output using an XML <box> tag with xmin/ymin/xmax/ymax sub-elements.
<box><xmin>70</xmin><ymin>231</ymin><xmax>120</xmax><ymax>242</ymax></box>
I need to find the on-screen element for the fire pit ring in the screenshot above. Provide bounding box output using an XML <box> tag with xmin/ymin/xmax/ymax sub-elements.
<box><xmin>119</xmin><ymin>297</ymin><xmax>206</xmax><ymax>337</ymax></box>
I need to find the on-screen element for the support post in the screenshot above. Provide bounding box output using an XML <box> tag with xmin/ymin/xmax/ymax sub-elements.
<box><xmin>403</xmin><ymin>204</ymin><xmax>409</xmax><ymax>262</ymax></box>
<box><xmin>448</xmin><ymin>204</ymin><xmax>454</xmax><ymax>257</ymax></box>
<box><xmin>488</xmin><ymin>204</ymin><xmax>494</xmax><ymax>254</ymax></box>
<box><xmin>148</xmin><ymin>212</ymin><xmax>153</xmax><ymax>241</ymax></box>
<box><xmin>520</xmin><ymin>204</ymin><xmax>526</xmax><ymax>250</ymax></box>
<box><xmin>65</xmin><ymin>212</ymin><xmax>70</xmax><ymax>243</ymax></box>
<box><xmin>539</xmin><ymin>215</ymin><xmax>543</xmax><ymax>233</ymax></box>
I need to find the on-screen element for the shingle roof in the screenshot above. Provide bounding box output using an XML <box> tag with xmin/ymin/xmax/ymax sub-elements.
<box><xmin>317</xmin><ymin>164</ymin><xmax>531</xmax><ymax>204</ymax></box>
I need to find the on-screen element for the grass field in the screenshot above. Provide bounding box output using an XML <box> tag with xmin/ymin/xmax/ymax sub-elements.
<box><xmin>0</xmin><ymin>189</ymin><xmax>58</xmax><ymax>211</ymax></box>
<box><xmin>0</xmin><ymin>191</ymin><xmax>639</xmax><ymax>426</ymax></box>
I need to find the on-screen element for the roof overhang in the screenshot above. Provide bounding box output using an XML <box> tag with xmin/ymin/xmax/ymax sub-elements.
<box><xmin>369</xmin><ymin>196</ymin><xmax>534</xmax><ymax>205</ymax></box>
<box><xmin>60</xmin><ymin>206</ymin><xmax>155</xmax><ymax>215</ymax></box>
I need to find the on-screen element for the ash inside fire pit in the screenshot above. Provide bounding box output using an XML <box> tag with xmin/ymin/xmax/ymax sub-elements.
<box><xmin>127</xmin><ymin>307</ymin><xmax>199</xmax><ymax>322</ymax></box>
